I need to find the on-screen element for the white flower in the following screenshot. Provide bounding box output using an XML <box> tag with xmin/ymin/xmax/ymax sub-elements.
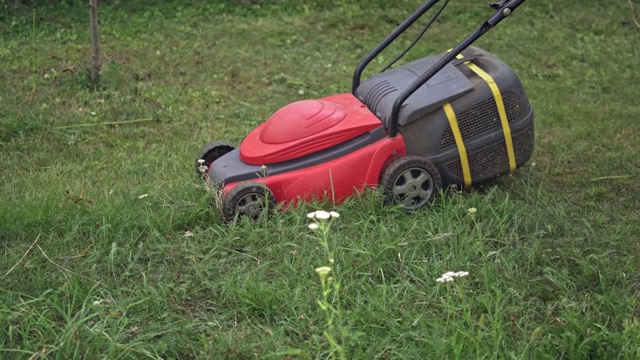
<box><xmin>308</xmin><ymin>223</ymin><xmax>319</xmax><ymax>230</ymax></box>
<box><xmin>307</xmin><ymin>210</ymin><xmax>340</xmax><ymax>220</ymax></box>
<box><xmin>314</xmin><ymin>211</ymin><xmax>331</xmax><ymax>220</ymax></box>
<box><xmin>197</xmin><ymin>159</ymin><xmax>205</xmax><ymax>165</ymax></box>
<box><xmin>467</xmin><ymin>207</ymin><xmax>477</xmax><ymax>215</ymax></box>
<box><xmin>436</xmin><ymin>270</ymin><xmax>469</xmax><ymax>283</ymax></box>
<box><xmin>184</xmin><ymin>231</ymin><xmax>193</xmax><ymax>237</ymax></box>
<box><xmin>315</xmin><ymin>266</ymin><xmax>331</xmax><ymax>276</ymax></box>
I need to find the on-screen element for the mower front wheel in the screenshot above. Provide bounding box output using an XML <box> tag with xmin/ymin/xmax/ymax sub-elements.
<box><xmin>222</xmin><ymin>182</ymin><xmax>276</xmax><ymax>222</ymax></box>
<box><xmin>380</xmin><ymin>155</ymin><xmax>442</xmax><ymax>211</ymax></box>
<box><xmin>196</xmin><ymin>141</ymin><xmax>235</xmax><ymax>177</ymax></box>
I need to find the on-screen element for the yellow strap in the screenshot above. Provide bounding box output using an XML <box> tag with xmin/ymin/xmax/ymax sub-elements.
<box><xmin>464</xmin><ymin>61</ymin><xmax>517</xmax><ymax>172</ymax></box>
<box><xmin>443</xmin><ymin>103</ymin><xmax>472</xmax><ymax>187</ymax></box>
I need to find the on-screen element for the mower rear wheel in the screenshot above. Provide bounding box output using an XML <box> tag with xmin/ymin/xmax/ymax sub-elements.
<box><xmin>196</xmin><ymin>141</ymin><xmax>235</xmax><ymax>177</ymax></box>
<box><xmin>380</xmin><ymin>155</ymin><xmax>442</xmax><ymax>211</ymax></box>
<box><xmin>222</xmin><ymin>182</ymin><xmax>276</xmax><ymax>221</ymax></box>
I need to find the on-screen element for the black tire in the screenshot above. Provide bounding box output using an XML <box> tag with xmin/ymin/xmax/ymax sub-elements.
<box><xmin>196</xmin><ymin>141</ymin><xmax>235</xmax><ymax>177</ymax></box>
<box><xmin>380</xmin><ymin>155</ymin><xmax>442</xmax><ymax>211</ymax></box>
<box><xmin>222</xmin><ymin>182</ymin><xmax>276</xmax><ymax>221</ymax></box>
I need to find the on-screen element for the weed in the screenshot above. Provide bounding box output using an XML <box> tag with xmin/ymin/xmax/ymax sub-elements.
<box><xmin>308</xmin><ymin>210</ymin><xmax>345</xmax><ymax>359</ymax></box>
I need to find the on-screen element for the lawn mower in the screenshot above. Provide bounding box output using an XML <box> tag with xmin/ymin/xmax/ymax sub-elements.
<box><xmin>196</xmin><ymin>0</ymin><xmax>533</xmax><ymax>220</ymax></box>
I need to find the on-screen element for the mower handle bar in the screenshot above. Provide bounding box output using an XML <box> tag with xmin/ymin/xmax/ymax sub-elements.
<box><xmin>351</xmin><ymin>0</ymin><xmax>441</xmax><ymax>94</ymax></box>
<box><xmin>351</xmin><ymin>0</ymin><xmax>526</xmax><ymax>138</ymax></box>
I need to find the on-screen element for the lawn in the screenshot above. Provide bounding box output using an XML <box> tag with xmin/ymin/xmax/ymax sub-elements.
<box><xmin>1</xmin><ymin>0</ymin><xmax>639</xmax><ymax>358</ymax></box>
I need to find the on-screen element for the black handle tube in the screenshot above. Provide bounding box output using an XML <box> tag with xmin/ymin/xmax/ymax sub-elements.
<box><xmin>388</xmin><ymin>0</ymin><xmax>526</xmax><ymax>138</ymax></box>
<box><xmin>351</xmin><ymin>0</ymin><xmax>441</xmax><ymax>95</ymax></box>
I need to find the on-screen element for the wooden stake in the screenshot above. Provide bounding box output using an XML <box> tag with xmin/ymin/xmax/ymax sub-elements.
<box><xmin>89</xmin><ymin>0</ymin><xmax>101</xmax><ymax>85</ymax></box>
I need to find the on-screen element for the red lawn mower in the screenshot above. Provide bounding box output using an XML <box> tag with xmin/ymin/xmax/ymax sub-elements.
<box><xmin>196</xmin><ymin>0</ymin><xmax>533</xmax><ymax>221</ymax></box>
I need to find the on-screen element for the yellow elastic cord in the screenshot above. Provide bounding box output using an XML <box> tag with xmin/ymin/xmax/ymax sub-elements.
<box><xmin>464</xmin><ymin>61</ymin><xmax>517</xmax><ymax>172</ymax></box>
<box><xmin>443</xmin><ymin>103</ymin><xmax>472</xmax><ymax>187</ymax></box>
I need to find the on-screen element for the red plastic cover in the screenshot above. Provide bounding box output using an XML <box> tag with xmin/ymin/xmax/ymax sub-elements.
<box><xmin>240</xmin><ymin>93</ymin><xmax>382</xmax><ymax>165</ymax></box>
<box><xmin>224</xmin><ymin>135</ymin><xmax>407</xmax><ymax>207</ymax></box>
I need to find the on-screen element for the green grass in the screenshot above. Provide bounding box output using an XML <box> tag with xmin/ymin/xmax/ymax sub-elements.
<box><xmin>1</xmin><ymin>0</ymin><xmax>639</xmax><ymax>358</ymax></box>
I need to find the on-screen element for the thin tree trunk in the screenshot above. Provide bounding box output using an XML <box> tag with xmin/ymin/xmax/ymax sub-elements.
<box><xmin>89</xmin><ymin>0</ymin><xmax>101</xmax><ymax>86</ymax></box>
